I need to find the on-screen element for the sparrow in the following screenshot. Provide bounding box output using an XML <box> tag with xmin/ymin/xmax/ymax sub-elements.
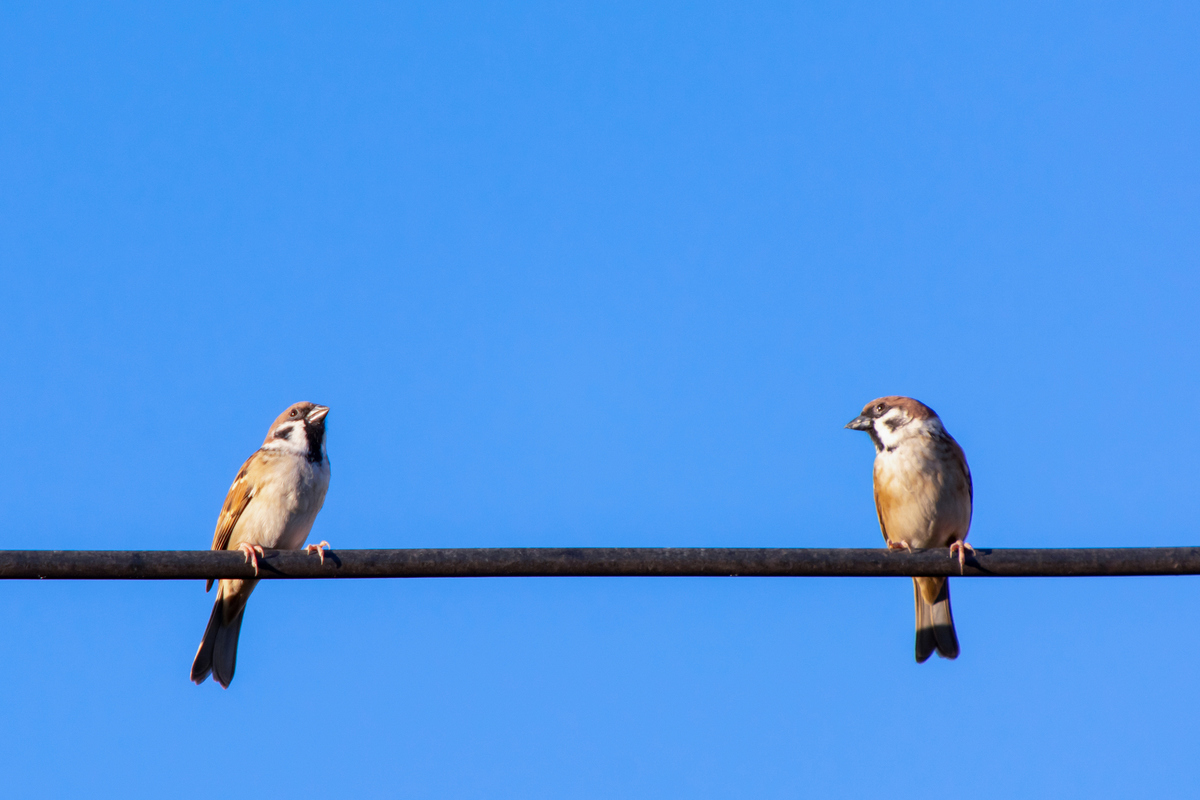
<box><xmin>191</xmin><ymin>402</ymin><xmax>332</xmax><ymax>688</ymax></box>
<box><xmin>845</xmin><ymin>396</ymin><xmax>973</xmax><ymax>662</ymax></box>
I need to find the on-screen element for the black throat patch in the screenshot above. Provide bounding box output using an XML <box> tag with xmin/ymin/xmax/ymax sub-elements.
<box><xmin>303</xmin><ymin>420</ymin><xmax>325</xmax><ymax>463</ymax></box>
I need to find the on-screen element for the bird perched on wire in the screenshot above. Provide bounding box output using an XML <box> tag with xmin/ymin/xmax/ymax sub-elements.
<box><xmin>845</xmin><ymin>396</ymin><xmax>973</xmax><ymax>662</ymax></box>
<box><xmin>191</xmin><ymin>402</ymin><xmax>332</xmax><ymax>688</ymax></box>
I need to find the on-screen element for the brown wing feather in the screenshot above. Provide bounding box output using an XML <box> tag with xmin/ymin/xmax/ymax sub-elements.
<box><xmin>942</xmin><ymin>433</ymin><xmax>974</xmax><ymax>532</ymax></box>
<box><xmin>872</xmin><ymin>460</ymin><xmax>892</xmax><ymax>546</ymax></box>
<box><xmin>205</xmin><ymin>453</ymin><xmax>257</xmax><ymax>591</ymax></box>
<box><xmin>955</xmin><ymin>438</ymin><xmax>974</xmax><ymax>507</ymax></box>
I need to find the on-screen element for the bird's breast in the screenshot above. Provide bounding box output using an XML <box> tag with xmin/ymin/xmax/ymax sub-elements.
<box><xmin>231</xmin><ymin>455</ymin><xmax>330</xmax><ymax>551</ymax></box>
<box><xmin>873</xmin><ymin>439</ymin><xmax>969</xmax><ymax>548</ymax></box>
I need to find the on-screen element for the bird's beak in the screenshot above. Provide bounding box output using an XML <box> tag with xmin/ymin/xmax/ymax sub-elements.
<box><xmin>306</xmin><ymin>405</ymin><xmax>330</xmax><ymax>423</ymax></box>
<box><xmin>844</xmin><ymin>415</ymin><xmax>872</xmax><ymax>431</ymax></box>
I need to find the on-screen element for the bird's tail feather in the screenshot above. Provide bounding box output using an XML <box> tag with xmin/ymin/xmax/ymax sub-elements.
<box><xmin>190</xmin><ymin>596</ymin><xmax>223</xmax><ymax>685</ymax></box>
<box><xmin>913</xmin><ymin>577</ymin><xmax>959</xmax><ymax>663</ymax></box>
<box><xmin>191</xmin><ymin>582</ymin><xmax>252</xmax><ymax>688</ymax></box>
<box><xmin>211</xmin><ymin>605</ymin><xmax>246</xmax><ymax>688</ymax></box>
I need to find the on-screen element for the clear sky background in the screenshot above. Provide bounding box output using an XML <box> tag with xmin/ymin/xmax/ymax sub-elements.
<box><xmin>1</xmin><ymin>2</ymin><xmax>1198</xmax><ymax>797</ymax></box>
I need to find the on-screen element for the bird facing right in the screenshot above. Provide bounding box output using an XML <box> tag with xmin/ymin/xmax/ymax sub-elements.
<box><xmin>191</xmin><ymin>402</ymin><xmax>332</xmax><ymax>688</ymax></box>
<box><xmin>845</xmin><ymin>396</ymin><xmax>973</xmax><ymax>662</ymax></box>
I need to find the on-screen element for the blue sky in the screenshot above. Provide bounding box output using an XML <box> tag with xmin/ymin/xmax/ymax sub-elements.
<box><xmin>1</xmin><ymin>2</ymin><xmax>1198</xmax><ymax>797</ymax></box>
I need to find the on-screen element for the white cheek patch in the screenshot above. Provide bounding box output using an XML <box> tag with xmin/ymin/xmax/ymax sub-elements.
<box><xmin>261</xmin><ymin>421</ymin><xmax>308</xmax><ymax>455</ymax></box>
<box><xmin>875</xmin><ymin>413</ymin><xmax>945</xmax><ymax>451</ymax></box>
<box><xmin>873</xmin><ymin>409</ymin><xmax>909</xmax><ymax>449</ymax></box>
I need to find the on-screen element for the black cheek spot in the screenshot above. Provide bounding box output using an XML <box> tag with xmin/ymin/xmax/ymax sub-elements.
<box><xmin>884</xmin><ymin>416</ymin><xmax>904</xmax><ymax>432</ymax></box>
<box><xmin>274</xmin><ymin>427</ymin><xmax>292</xmax><ymax>440</ymax></box>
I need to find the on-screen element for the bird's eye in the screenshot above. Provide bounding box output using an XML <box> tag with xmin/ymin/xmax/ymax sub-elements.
<box><xmin>289</xmin><ymin>410</ymin><xmax>298</xmax><ymax>418</ymax></box>
<box><xmin>875</xmin><ymin>404</ymin><xmax>885</xmax><ymax>414</ymax></box>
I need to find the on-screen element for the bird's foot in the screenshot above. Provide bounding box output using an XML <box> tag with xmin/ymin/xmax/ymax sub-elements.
<box><xmin>237</xmin><ymin>543</ymin><xmax>266</xmax><ymax>576</ymax></box>
<box><xmin>887</xmin><ymin>541</ymin><xmax>913</xmax><ymax>551</ymax></box>
<box><xmin>305</xmin><ymin>541</ymin><xmax>331</xmax><ymax>564</ymax></box>
<box><xmin>949</xmin><ymin>540</ymin><xmax>976</xmax><ymax>574</ymax></box>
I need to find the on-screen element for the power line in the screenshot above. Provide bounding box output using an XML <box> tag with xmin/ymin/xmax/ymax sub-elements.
<box><xmin>1</xmin><ymin>547</ymin><xmax>1198</xmax><ymax>580</ymax></box>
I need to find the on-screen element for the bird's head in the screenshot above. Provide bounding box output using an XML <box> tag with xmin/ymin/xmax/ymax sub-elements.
<box><xmin>263</xmin><ymin>402</ymin><xmax>330</xmax><ymax>463</ymax></box>
<box><xmin>845</xmin><ymin>396</ymin><xmax>940</xmax><ymax>452</ymax></box>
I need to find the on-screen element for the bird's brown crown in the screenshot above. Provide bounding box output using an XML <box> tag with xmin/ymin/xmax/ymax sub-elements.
<box><xmin>860</xmin><ymin>396</ymin><xmax>938</xmax><ymax>422</ymax></box>
<box><xmin>265</xmin><ymin>402</ymin><xmax>320</xmax><ymax>441</ymax></box>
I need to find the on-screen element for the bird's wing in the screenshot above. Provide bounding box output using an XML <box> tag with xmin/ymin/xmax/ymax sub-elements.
<box><xmin>946</xmin><ymin>435</ymin><xmax>973</xmax><ymax>520</ymax></box>
<box><xmin>211</xmin><ymin>453</ymin><xmax>258</xmax><ymax>552</ymax></box>
<box><xmin>872</xmin><ymin>459</ymin><xmax>892</xmax><ymax>545</ymax></box>
<box><xmin>206</xmin><ymin>452</ymin><xmax>258</xmax><ymax>591</ymax></box>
